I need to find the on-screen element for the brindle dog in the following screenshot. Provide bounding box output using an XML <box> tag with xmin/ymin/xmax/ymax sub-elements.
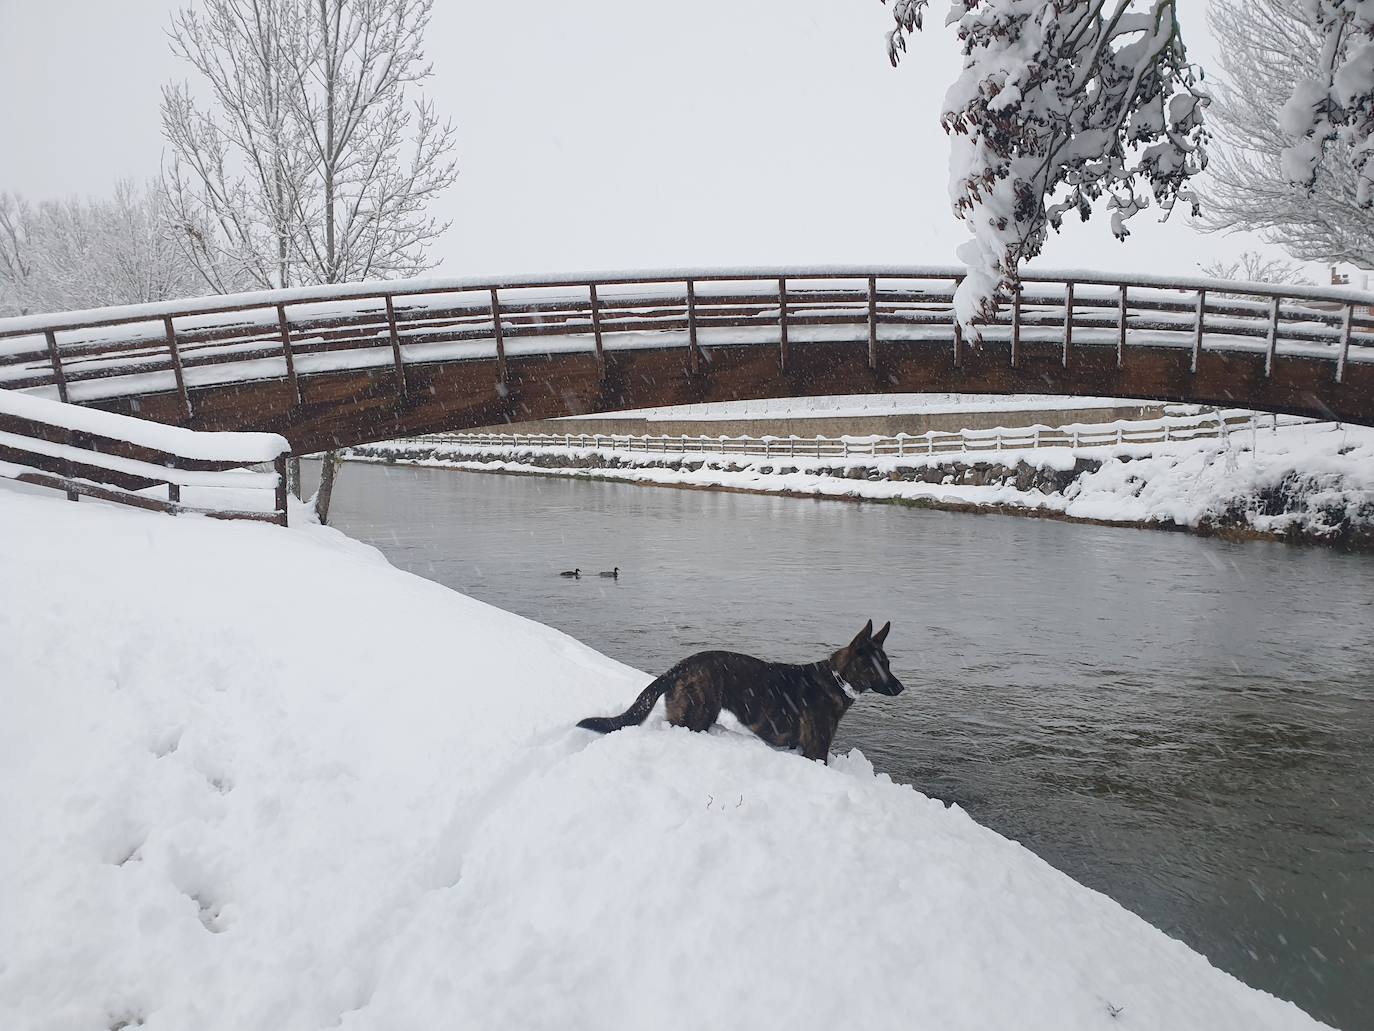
<box><xmin>577</xmin><ymin>620</ymin><xmax>903</xmax><ymax>762</ymax></box>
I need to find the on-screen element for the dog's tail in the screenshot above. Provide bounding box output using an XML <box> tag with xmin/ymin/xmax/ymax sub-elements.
<box><xmin>577</xmin><ymin>674</ymin><xmax>671</xmax><ymax>734</ymax></box>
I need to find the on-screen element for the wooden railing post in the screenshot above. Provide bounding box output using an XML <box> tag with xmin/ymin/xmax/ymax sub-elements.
<box><xmin>274</xmin><ymin>452</ymin><xmax>289</xmax><ymax>526</ymax></box>
<box><xmin>1265</xmin><ymin>296</ymin><xmax>1280</xmax><ymax>378</ymax></box>
<box><xmin>867</xmin><ymin>276</ymin><xmax>879</xmax><ymax>371</ymax></box>
<box><xmin>589</xmin><ymin>283</ymin><xmax>605</xmax><ymax>370</ymax></box>
<box><xmin>1191</xmin><ymin>289</ymin><xmax>1206</xmax><ymax>373</ymax></box>
<box><xmin>276</xmin><ymin>305</ymin><xmax>301</xmax><ymax>404</ymax></box>
<box><xmin>44</xmin><ymin>330</ymin><xmax>69</xmax><ymax>403</ymax></box>
<box><xmin>952</xmin><ymin>277</ymin><xmax>963</xmax><ymax>367</ymax></box>
<box><xmin>1337</xmin><ymin>303</ymin><xmax>1353</xmax><ymax>383</ymax></box>
<box><xmin>385</xmin><ymin>295</ymin><xmax>408</xmax><ymax>398</ymax></box>
<box><xmin>686</xmin><ymin>278</ymin><xmax>700</xmax><ymax>375</ymax></box>
<box><xmin>163</xmin><ymin>316</ymin><xmax>192</xmax><ymax>421</ymax></box>
<box><xmin>1062</xmin><ymin>281</ymin><xmax>1074</xmax><ymax>368</ymax></box>
<box><xmin>1117</xmin><ymin>285</ymin><xmax>1127</xmax><ymax>368</ymax></box>
<box><xmin>778</xmin><ymin>277</ymin><xmax>789</xmax><ymax>372</ymax></box>
<box><xmin>1010</xmin><ymin>288</ymin><xmax>1021</xmax><ymax>368</ymax></box>
<box><xmin>490</xmin><ymin>287</ymin><xmax>508</xmax><ymax>388</ymax></box>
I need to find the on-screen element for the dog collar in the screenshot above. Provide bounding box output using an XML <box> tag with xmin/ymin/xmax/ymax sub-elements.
<box><xmin>830</xmin><ymin>666</ymin><xmax>858</xmax><ymax>700</ymax></box>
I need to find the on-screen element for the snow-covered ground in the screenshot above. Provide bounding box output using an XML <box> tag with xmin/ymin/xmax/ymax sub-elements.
<box><xmin>352</xmin><ymin>421</ymin><xmax>1374</xmax><ymax>544</ymax></box>
<box><xmin>0</xmin><ymin>484</ymin><xmax>1335</xmax><ymax>1029</ymax></box>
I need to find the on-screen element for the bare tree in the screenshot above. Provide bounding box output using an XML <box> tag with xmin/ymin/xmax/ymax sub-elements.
<box><xmin>0</xmin><ymin>183</ymin><xmax>206</xmax><ymax>317</ymax></box>
<box><xmin>1202</xmin><ymin>0</ymin><xmax>1373</xmax><ymax>269</ymax></box>
<box><xmin>1199</xmin><ymin>251</ymin><xmax>1312</xmax><ymax>293</ymax></box>
<box><xmin>0</xmin><ymin>193</ymin><xmax>37</xmax><ymax>316</ymax></box>
<box><xmin>161</xmin><ymin>0</ymin><xmax>459</xmax><ymax>522</ymax></box>
<box><xmin>883</xmin><ymin>1</ymin><xmax>1208</xmax><ymax>331</ymax></box>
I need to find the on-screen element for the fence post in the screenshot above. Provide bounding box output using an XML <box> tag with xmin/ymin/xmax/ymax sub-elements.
<box><xmin>1117</xmin><ymin>284</ymin><xmax>1127</xmax><ymax>368</ymax></box>
<box><xmin>1062</xmin><ymin>281</ymin><xmax>1074</xmax><ymax>368</ymax></box>
<box><xmin>867</xmin><ymin>276</ymin><xmax>879</xmax><ymax>371</ymax></box>
<box><xmin>1337</xmin><ymin>303</ymin><xmax>1353</xmax><ymax>383</ymax></box>
<box><xmin>490</xmin><ymin>287</ymin><xmax>508</xmax><ymax>389</ymax></box>
<box><xmin>952</xmin><ymin>277</ymin><xmax>964</xmax><ymax>367</ymax></box>
<box><xmin>277</xmin><ymin>305</ymin><xmax>302</xmax><ymax>404</ymax></box>
<box><xmin>385</xmin><ymin>295</ymin><xmax>408</xmax><ymax>397</ymax></box>
<box><xmin>1191</xmin><ymin>289</ymin><xmax>1206</xmax><ymax>373</ymax></box>
<box><xmin>686</xmin><ymin>278</ymin><xmax>700</xmax><ymax>375</ymax></box>
<box><xmin>778</xmin><ymin>277</ymin><xmax>789</xmax><ymax>373</ymax></box>
<box><xmin>44</xmin><ymin>330</ymin><xmax>69</xmax><ymax>403</ymax></box>
<box><xmin>163</xmin><ymin>316</ymin><xmax>192</xmax><ymax>421</ymax></box>
<box><xmin>1011</xmin><ymin>288</ymin><xmax>1021</xmax><ymax>368</ymax></box>
<box><xmin>274</xmin><ymin>453</ymin><xmax>289</xmax><ymax>527</ymax></box>
<box><xmin>1071</xmin><ymin>429</ymin><xmax>1079</xmax><ymax>448</ymax></box>
<box><xmin>1265</xmin><ymin>296</ymin><xmax>1280</xmax><ymax>378</ymax></box>
<box><xmin>589</xmin><ymin>283</ymin><xmax>605</xmax><ymax>371</ymax></box>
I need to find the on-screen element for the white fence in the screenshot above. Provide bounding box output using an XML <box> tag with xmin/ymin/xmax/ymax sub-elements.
<box><xmin>428</xmin><ymin>409</ymin><xmax>1313</xmax><ymax>460</ymax></box>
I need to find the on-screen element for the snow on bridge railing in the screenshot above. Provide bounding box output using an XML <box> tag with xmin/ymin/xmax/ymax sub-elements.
<box><xmin>0</xmin><ymin>268</ymin><xmax>1371</xmax><ymax>413</ymax></box>
<box><xmin>433</xmin><ymin>409</ymin><xmax>1316</xmax><ymax>460</ymax></box>
<box><xmin>0</xmin><ymin>388</ymin><xmax>290</xmax><ymax>525</ymax></box>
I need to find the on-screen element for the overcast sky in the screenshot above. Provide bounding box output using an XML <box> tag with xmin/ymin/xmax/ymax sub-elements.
<box><xmin>0</xmin><ymin>0</ymin><xmax>1308</xmax><ymax>281</ymax></box>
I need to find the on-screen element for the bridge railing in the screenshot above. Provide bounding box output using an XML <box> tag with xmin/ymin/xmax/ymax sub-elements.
<box><xmin>0</xmin><ymin>388</ymin><xmax>290</xmax><ymax>524</ymax></box>
<box><xmin>425</xmin><ymin>409</ymin><xmax>1316</xmax><ymax>460</ymax></box>
<box><xmin>0</xmin><ymin>268</ymin><xmax>1371</xmax><ymax>413</ymax></box>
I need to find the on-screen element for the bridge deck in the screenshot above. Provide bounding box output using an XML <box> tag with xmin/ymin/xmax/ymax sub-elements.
<box><xmin>1</xmin><ymin>268</ymin><xmax>1371</xmax><ymax>452</ymax></box>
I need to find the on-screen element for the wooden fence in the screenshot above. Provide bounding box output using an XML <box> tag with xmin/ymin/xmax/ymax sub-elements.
<box><xmin>434</xmin><ymin>409</ymin><xmax>1313</xmax><ymax>460</ymax></box>
<box><xmin>0</xmin><ymin>268</ymin><xmax>1371</xmax><ymax>411</ymax></box>
<box><xmin>0</xmin><ymin>389</ymin><xmax>290</xmax><ymax>524</ymax></box>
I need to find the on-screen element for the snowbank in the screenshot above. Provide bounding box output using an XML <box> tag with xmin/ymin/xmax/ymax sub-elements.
<box><xmin>353</xmin><ymin>421</ymin><xmax>1374</xmax><ymax>545</ymax></box>
<box><xmin>0</xmin><ymin>486</ymin><xmax>1330</xmax><ymax>1030</ymax></box>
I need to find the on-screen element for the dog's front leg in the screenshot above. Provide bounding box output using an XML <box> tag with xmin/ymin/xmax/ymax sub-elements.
<box><xmin>798</xmin><ymin>715</ymin><xmax>833</xmax><ymax>764</ymax></box>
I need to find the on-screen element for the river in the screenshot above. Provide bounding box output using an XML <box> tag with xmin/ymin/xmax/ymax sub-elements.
<box><xmin>316</xmin><ymin>461</ymin><xmax>1374</xmax><ymax>1029</ymax></box>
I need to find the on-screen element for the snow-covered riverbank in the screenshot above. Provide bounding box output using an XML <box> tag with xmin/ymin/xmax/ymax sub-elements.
<box><xmin>0</xmin><ymin>486</ymin><xmax>1335</xmax><ymax>1029</ymax></box>
<box><xmin>350</xmin><ymin>420</ymin><xmax>1374</xmax><ymax>546</ymax></box>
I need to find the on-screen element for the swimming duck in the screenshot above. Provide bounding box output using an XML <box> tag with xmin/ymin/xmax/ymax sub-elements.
<box><xmin>560</xmin><ymin>568</ymin><xmax>580</xmax><ymax>578</ymax></box>
<box><xmin>599</xmin><ymin>567</ymin><xmax>619</xmax><ymax>579</ymax></box>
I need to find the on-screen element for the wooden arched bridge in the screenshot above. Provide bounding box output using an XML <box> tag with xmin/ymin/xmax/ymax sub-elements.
<box><xmin>1</xmin><ymin>266</ymin><xmax>1372</xmax><ymax>456</ymax></box>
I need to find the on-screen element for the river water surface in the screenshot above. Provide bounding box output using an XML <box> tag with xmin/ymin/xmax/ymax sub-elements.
<box><xmin>318</xmin><ymin>462</ymin><xmax>1374</xmax><ymax>1029</ymax></box>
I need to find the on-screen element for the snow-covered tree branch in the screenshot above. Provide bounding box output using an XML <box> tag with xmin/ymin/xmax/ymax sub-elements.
<box><xmin>883</xmin><ymin>0</ymin><xmax>1209</xmax><ymax>332</ymax></box>
<box><xmin>1281</xmin><ymin>0</ymin><xmax>1374</xmax><ymax>209</ymax></box>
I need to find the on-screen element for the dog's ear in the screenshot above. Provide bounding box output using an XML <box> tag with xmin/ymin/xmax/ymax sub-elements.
<box><xmin>873</xmin><ymin>621</ymin><xmax>890</xmax><ymax>647</ymax></box>
<box><xmin>847</xmin><ymin>620</ymin><xmax>873</xmax><ymax>652</ymax></box>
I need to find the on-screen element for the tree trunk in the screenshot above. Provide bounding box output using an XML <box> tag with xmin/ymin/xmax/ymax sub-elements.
<box><xmin>312</xmin><ymin>450</ymin><xmax>343</xmax><ymax>525</ymax></box>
